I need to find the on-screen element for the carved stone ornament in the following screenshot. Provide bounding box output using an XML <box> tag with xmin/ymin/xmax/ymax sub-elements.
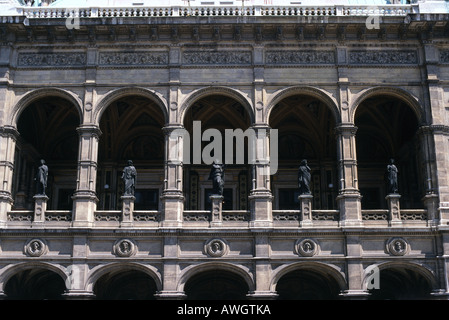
<box><xmin>113</xmin><ymin>238</ymin><xmax>137</xmax><ymax>257</ymax></box>
<box><xmin>204</xmin><ymin>238</ymin><xmax>228</xmax><ymax>257</ymax></box>
<box><xmin>18</xmin><ymin>52</ymin><xmax>86</xmax><ymax>67</ymax></box>
<box><xmin>348</xmin><ymin>50</ymin><xmax>418</xmax><ymax>64</ymax></box>
<box><xmin>386</xmin><ymin>237</ymin><xmax>409</xmax><ymax>256</ymax></box>
<box><xmin>99</xmin><ymin>52</ymin><xmax>168</xmax><ymax>66</ymax></box>
<box><xmin>183</xmin><ymin>51</ymin><xmax>252</xmax><ymax>65</ymax></box>
<box><xmin>265</xmin><ymin>50</ymin><xmax>335</xmax><ymax>65</ymax></box>
<box><xmin>295</xmin><ymin>238</ymin><xmax>319</xmax><ymax>257</ymax></box>
<box><xmin>24</xmin><ymin>238</ymin><xmax>48</xmax><ymax>257</ymax></box>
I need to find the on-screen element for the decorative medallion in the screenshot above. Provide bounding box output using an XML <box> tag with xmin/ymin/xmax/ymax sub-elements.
<box><xmin>205</xmin><ymin>238</ymin><xmax>228</xmax><ymax>257</ymax></box>
<box><xmin>24</xmin><ymin>238</ymin><xmax>47</xmax><ymax>257</ymax></box>
<box><xmin>113</xmin><ymin>238</ymin><xmax>137</xmax><ymax>257</ymax></box>
<box><xmin>386</xmin><ymin>237</ymin><xmax>409</xmax><ymax>256</ymax></box>
<box><xmin>295</xmin><ymin>238</ymin><xmax>319</xmax><ymax>257</ymax></box>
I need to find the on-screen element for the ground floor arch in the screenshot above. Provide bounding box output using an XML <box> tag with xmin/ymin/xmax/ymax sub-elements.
<box><xmin>273</xmin><ymin>262</ymin><xmax>345</xmax><ymax>300</ymax></box>
<box><xmin>367</xmin><ymin>262</ymin><xmax>436</xmax><ymax>300</ymax></box>
<box><xmin>92</xmin><ymin>265</ymin><xmax>160</xmax><ymax>300</ymax></box>
<box><xmin>3</xmin><ymin>264</ymin><xmax>67</xmax><ymax>300</ymax></box>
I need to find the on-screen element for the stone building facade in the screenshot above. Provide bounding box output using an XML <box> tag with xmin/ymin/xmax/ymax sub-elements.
<box><xmin>0</xmin><ymin>0</ymin><xmax>449</xmax><ymax>300</ymax></box>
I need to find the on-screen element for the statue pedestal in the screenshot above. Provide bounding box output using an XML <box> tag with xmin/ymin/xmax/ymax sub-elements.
<box><xmin>299</xmin><ymin>194</ymin><xmax>313</xmax><ymax>227</ymax></box>
<box><xmin>33</xmin><ymin>194</ymin><xmax>49</xmax><ymax>226</ymax></box>
<box><xmin>386</xmin><ymin>193</ymin><xmax>401</xmax><ymax>225</ymax></box>
<box><xmin>209</xmin><ymin>195</ymin><xmax>224</xmax><ymax>227</ymax></box>
<box><xmin>120</xmin><ymin>195</ymin><xmax>135</xmax><ymax>227</ymax></box>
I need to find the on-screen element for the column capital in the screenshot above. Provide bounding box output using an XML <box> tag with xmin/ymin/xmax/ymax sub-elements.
<box><xmin>0</xmin><ymin>125</ymin><xmax>19</xmax><ymax>139</ymax></box>
<box><xmin>162</xmin><ymin>124</ymin><xmax>185</xmax><ymax>135</ymax></box>
<box><xmin>76</xmin><ymin>124</ymin><xmax>102</xmax><ymax>137</ymax></box>
<box><xmin>334</xmin><ymin>123</ymin><xmax>358</xmax><ymax>135</ymax></box>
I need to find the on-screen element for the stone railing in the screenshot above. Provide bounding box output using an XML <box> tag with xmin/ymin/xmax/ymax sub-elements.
<box><xmin>19</xmin><ymin>4</ymin><xmax>414</xmax><ymax>19</ymax></box>
<box><xmin>362</xmin><ymin>209</ymin><xmax>428</xmax><ymax>221</ymax></box>
<box><xmin>7</xmin><ymin>210</ymin><xmax>72</xmax><ymax>224</ymax></box>
<box><xmin>272</xmin><ymin>210</ymin><xmax>339</xmax><ymax>222</ymax></box>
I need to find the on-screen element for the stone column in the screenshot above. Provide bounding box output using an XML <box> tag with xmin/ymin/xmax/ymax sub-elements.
<box><xmin>155</xmin><ymin>235</ymin><xmax>186</xmax><ymax>300</ymax></box>
<box><xmin>210</xmin><ymin>195</ymin><xmax>223</xmax><ymax>227</ymax></box>
<box><xmin>32</xmin><ymin>194</ymin><xmax>49</xmax><ymax>226</ymax></box>
<box><xmin>249</xmin><ymin>125</ymin><xmax>274</xmax><ymax>228</ymax></box>
<box><xmin>63</xmin><ymin>237</ymin><xmax>96</xmax><ymax>300</ymax></box>
<box><xmin>160</xmin><ymin>125</ymin><xmax>185</xmax><ymax>228</ymax></box>
<box><xmin>417</xmin><ymin>126</ymin><xmax>439</xmax><ymax>225</ymax></box>
<box><xmin>71</xmin><ymin>125</ymin><xmax>101</xmax><ymax>228</ymax></box>
<box><xmin>0</xmin><ymin>126</ymin><xmax>19</xmax><ymax>227</ymax></box>
<box><xmin>340</xmin><ymin>235</ymin><xmax>370</xmax><ymax>300</ymax></box>
<box><xmin>335</xmin><ymin>124</ymin><xmax>363</xmax><ymax>226</ymax></box>
<box><xmin>247</xmin><ymin>234</ymin><xmax>278</xmax><ymax>300</ymax></box>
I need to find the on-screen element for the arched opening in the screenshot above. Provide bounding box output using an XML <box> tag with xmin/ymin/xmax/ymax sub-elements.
<box><xmin>4</xmin><ymin>268</ymin><xmax>66</xmax><ymax>300</ymax></box>
<box><xmin>93</xmin><ymin>269</ymin><xmax>158</xmax><ymax>300</ymax></box>
<box><xmin>269</xmin><ymin>95</ymin><xmax>338</xmax><ymax>210</ymax></box>
<box><xmin>98</xmin><ymin>95</ymin><xmax>165</xmax><ymax>210</ymax></box>
<box><xmin>13</xmin><ymin>96</ymin><xmax>80</xmax><ymax>210</ymax></box>
<box><xmin>355</xmin><ymin>95</ymin><xmax>422</xmax><ymax>209</ymax></box>
<box><xmin>184</xmin><ymin>269</ymin><xmax>250</xmax><ymax>300</ymax></box>
<box><xmin>368</xmin><ymin>266</ymin><xmax>432</xmax><ymax>300</ymax></box>
<box><xmin>275</xmin><ymin>268</ymin><xmax>341</xmax><ymax>300</ymax></box>
<box><xmin>183</xmin><ymin>94</ymin><xmax>252</xmax><ymax>211</ymax></box>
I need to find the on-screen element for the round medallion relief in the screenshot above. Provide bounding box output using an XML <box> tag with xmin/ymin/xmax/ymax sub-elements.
<box><xmin>204</xmin><ymin>238</ymin><xmax>228</xmax><ymax>257</ymax></box>
<box><xmin>295</xmin><ymin>238</ymin><xmax>319</xmax><ymax>257</ymax></box>
<box><xmin>113</xmin><ymin>238</ymin><xmax>137</xmax><ymax>257</ymax></box>
<box><xmin>24</xmin><ymin>238</ymin><xmax>48</xmax><ymax>257</ymax></box>
<box><xmin>386</xmin><ymin>237</ymin><xmax>409</xmax><ymax>256</ymax></box>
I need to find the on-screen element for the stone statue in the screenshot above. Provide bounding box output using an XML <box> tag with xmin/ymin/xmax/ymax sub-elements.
<box><xmin>298</xmin><ymin>159</ymin><xmax>311</xmax><ymax>195</ymax></box>
<box><xmin>208</xmin><ymin>159</ymin><xmax>225</xmax><ymax>196</ymax></box>
<box><xmin>35</xmin><ymin>159</ymin><xmax>48</xmax><ymax>196</ymax></box>
<box><xmin>387</xmin><ymin>158</ymin><xmax>398</xmax><ymax>194</ymax></box>
<box><xmin>122</xmin><ymin>160</ymin><xmax>137</xmax><ymax>196</ymax></box>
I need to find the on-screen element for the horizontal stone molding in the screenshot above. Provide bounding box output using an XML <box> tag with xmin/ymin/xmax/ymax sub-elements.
<box><xmin>17</xmin><ymin>52</ymin><xmax>86</xmax><ymax>67</ymax></box>
<box><xmin>182</xmin><ymin>51</ymin><xmax>252</xmax><ymax>65</ymax></box>
<box><xmin>265</xmin><ymin>50</ymin><xmax>335</xmax><ymax>65</ymax></box>
<box><xmin>98</xmin><ymin>51</ymin><xmax>168</xmax><ymax>66</ymax></box>
<box><xmin>348</xmin><ymin>50</ymin><xmax>418</xmax><ymax>65</ymax></box>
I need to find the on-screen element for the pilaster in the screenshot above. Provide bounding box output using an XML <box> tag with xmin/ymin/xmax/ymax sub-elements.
<box><xmin>72</xmin><ymin>125</ymin><xmax>101</xmax><ymax>228</ymax></box>
<box><xmin>0</xmin><ymin>126</ymin><xmax>18</xmax><ymax>226</ymax></box>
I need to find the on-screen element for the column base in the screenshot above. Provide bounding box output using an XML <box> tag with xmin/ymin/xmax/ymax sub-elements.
<box><xmin>339</xmin><ymin>290</ymin><xmax>371</xmax><ymax>300</ymax></box>
<box><xmin>249</xmin><ymin>191</ymin><xmax>273</xmax><ymax>228</ymax></box>
<box><xmin>247</xmin><ymin>291</ymin><xmax>279</xmax><ymax>300</ymax></box>
<box><xmin>160</xmin><ymin>192</ymin><xmax>184</xmax><ymax>228</ymax></box>
<box><xmin>71</xmin><ymin>191</ymin><xmax>98</xmax><ymax>228</ymax></box>
<box><xmin>337</xmin><ymin>193</ymin><xmax>363</xmax><ymax>227</ymax></box>
<box><xmin>62</xmin><ymin>290</ymin><xmax>96</xmax><ymax>300</ymax></box>
<box><xmin>154</xmin><ymin>291</ymin><xmax>187</xmax><ymax>300</ymax></box>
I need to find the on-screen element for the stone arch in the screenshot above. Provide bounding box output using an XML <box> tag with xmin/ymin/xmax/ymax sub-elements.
<box><xmin>9</xmin><ymin>87</ymin><xmax>83</xmax><ymax>127</ymax></box>
<box><xmin>0</xmin><ymin>262</ymin><xmax>68</xmax><ymax>294</ymax></box>
<box><xmin>177</xmin><ymin>262</ymin><xmax>255</xmax><ymax>293</ymax></box>
<box><xmin>85</xmin><ymin>262</ymin><xmax>162</xmax><ymax>293</ymax></box>
<box><xmin>364</xmin><ymin>261</ymin><xmax>438</xmax><ymax>291</ymax></box>
<box><xmin>350</xmin><ymin>86</ymin><xmax>424</xmax><ymax>125</ymax></box>
<box><xmin>270</xmin><ymin>261</ymin><xmax>347</xmax><ymax>293</ymax></box>
<box><xmin>94</xmin><ymin>87</ymin><xmax>169</xmax><ymax>126</ymax></box>
<box><xmin>179</xmin><ymin>86</ymin><xmax>254</xmax><ymax>125</ymax></box>
<box><xmin>266</xmin><ymin>86</ymin><xmax>340</xmax><ymax>125</ymax></box>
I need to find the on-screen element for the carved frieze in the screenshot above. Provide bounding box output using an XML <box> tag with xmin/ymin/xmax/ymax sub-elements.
<box><xmin>17</xmin><ymin>52</ymin><xmax>86</xmax><ymax>67</ymax></box>
<box><xmin>349</xmin><ymin>50</ymin><xmax>418</xmax><ymax>64</ymax></box>
<box><xmin>183</xmin><ymin>51</ymin><xmax>252</xmax><ymax>65</ymax></box>
<box><xmin>439</xmin><ymin>50</ymin><xmax>449</xmax><ymax>64</ymax></box>
<box><xmin>99</xmin><ymin>52</ymin><xmax>168</xmax><ymax>66</ymax></box>
<box><xmin>265</xmin><ymin>50</ymin><xmax>335</xmax><ymax>65</ymax></box>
